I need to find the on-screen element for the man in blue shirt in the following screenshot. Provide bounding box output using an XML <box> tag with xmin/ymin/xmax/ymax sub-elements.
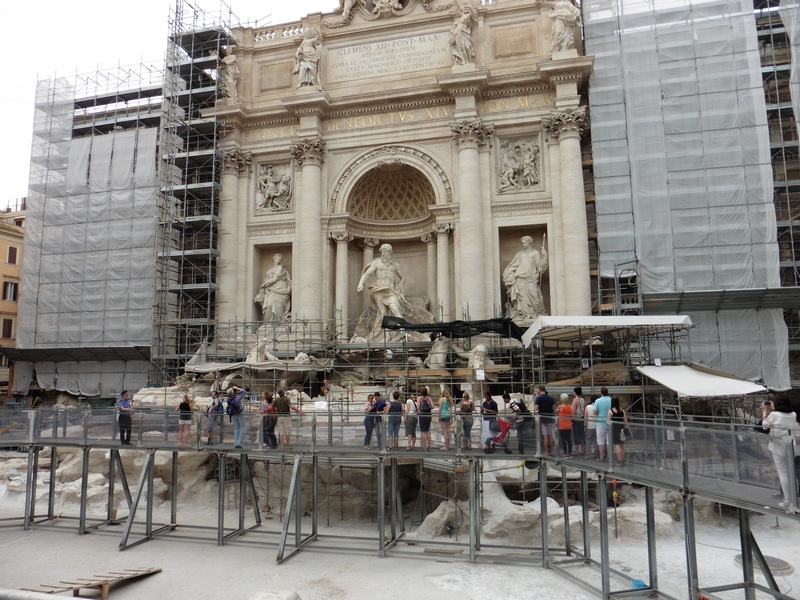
<box><xmin>594</xmin><ymin>387</ymin><xmax>612</xmax><ymax>460</ymax></box>
<box><xmin>117</xmin><ymin>390</ymin><xmax>134</xmax><ymax>446</ymax></box>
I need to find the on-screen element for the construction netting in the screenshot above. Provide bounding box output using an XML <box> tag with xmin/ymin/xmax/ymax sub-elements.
<box><xmin>585</xmin><ymin>0</ymin><xmax>791</xmax><ymax>389</ymax></box>
<box><xmin>14</xmin><ymin>78</ymin><xmax>157</xmax><ymax>396</ymax></box>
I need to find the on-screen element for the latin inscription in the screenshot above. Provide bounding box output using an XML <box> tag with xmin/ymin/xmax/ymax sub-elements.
<box><xmin>328</xmin><ymin>33</ymin><xmax>450</xmax><ymax>83</ymax></box>
<box><xmin>245</xmin><ymin>95</ymin><xmax>555</xmax><ymax>140</ymax></box>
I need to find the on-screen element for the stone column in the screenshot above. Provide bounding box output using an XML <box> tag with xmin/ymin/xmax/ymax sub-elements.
<box><xmin>331</xmin><ymin>231</ymin><xmax>353</xmax><ymax>337</ymax></box>
<box><xmin>433</xmin><ymin>223</ymin><xmax>452</xmax><ymax>322</ymax></box>
<box><xmin>546</xmin><ymin>128</ymin><xmax>566</xmax><ymax>314</ymax></box>
<box><xmin>218</xmin><ymin>148</ymin><xmax>251</xmax><ymax>322</ymax></box>
<box><xmin>543</xmin><ymin>108</ymin><xmax>590</xmax><ymax>315</ymax></box>
<box><xmin>451</xmin><ymin>120</ymin><xmax>494</xmax><ymax>320</ymax></box>
<box><xmin>290</xmin><ymin>138</ymin><xmax>326</xmax><ymax>321</ymax></box>
<box><xmin>422</xmin><ymin>233</ymin><xmax>437</xmax><ymax>316</ymax></box>
<box><xmin>359</xmin><ymin>238</ymin><xmax>379</xmax><ymax>313</ymax></box>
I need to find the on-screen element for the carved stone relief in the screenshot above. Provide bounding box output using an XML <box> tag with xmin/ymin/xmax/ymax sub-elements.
<box><xmin>496</xmin><ymin>136</ymin><xmax>542</xmax><ymax>194</ymax></box>
<box><xmin>256</xmin><ymin>163</ymin><xmax>294</xmax><ymax>212</ymax></box>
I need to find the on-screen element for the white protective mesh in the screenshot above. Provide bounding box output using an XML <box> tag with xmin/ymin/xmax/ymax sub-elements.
<box><xmin>17</xmin><ymin>78</ymin><xmax>157</xmax><ymax>395</ymax></box>
<box><xmin>585</xmin><ymin>0</ymin><xmax>791</xmax><ymax>389</ymax></box>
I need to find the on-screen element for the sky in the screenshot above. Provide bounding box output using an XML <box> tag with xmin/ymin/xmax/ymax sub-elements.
<box><xmin>0</xmin><ymin>0</ymin><xmax>337</xmax><ymax>207</ymax></box>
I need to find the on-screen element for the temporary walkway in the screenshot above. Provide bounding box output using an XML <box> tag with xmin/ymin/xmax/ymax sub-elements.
<box><xmin>0</xmin><ymin>407</ymin><xmax>797</xmax><ymax>600</ymax></box>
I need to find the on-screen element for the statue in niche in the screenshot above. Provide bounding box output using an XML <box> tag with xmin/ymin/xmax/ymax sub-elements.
<box><xmin>257</xmin><ymin>165</ymin><xmax>292</xmax><ymax>211</ymax></box>
<box><xmin>255</xmin><ymin>253</ymin><xmax>292</xmax><ymax>322</ymax></box>
<box><xmin>498</xmin><ymin>138</ymin><xmax>540</xmax><ymax>192</ymax></box>
<box><xmin>357</xmin><ymin>243</ymin><xmax>410</xmax><ymax>327</ymax></box>
<box><xmin>218</xmin><ymin>46</ymin><xmax>239</xmax><ymax>101</ymax></box>
<box><xmin>449</xmin><ymin>3</ymin><xmax>477</xmax><ymax>66</ymax></box>
<box><xmin>503</xmin><ymin>235</ymin><xmax>548</xmax><ymax>321</ymax></box>
<box><xmin>294</xmin><ymin>29</ymin><xmax>322</xmax><ymax>89</ymax></box>
<box><xmin>540</xmin><ymin>0</ymin><xmax>581</xmax><ymax>55</ymax></box>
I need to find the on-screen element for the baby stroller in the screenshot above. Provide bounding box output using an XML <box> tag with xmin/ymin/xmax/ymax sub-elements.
<box><xmin>484</xmin><ymin>418</ymin><xmax>513</xmax><ymax>454</ymax></box>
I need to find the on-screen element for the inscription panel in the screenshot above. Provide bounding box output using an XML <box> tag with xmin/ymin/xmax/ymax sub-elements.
<box><xmin>328</xmin><ymin>32</ymin><xmax>450</xmax><ymax>83</ymax></box>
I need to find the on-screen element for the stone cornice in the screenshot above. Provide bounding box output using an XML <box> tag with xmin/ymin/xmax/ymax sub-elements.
<box><xmin>491</xmin><ymin>199</ymin><xmax>552</xmax><ymax>216</ymax></box>
<box><xmin>437</xmin><ymin>71</ymin><xmax>490</xmax><ymax>96</ymax></box>
<box><xmin>247</xmin><ymin>220</ymin><xmax>296</xmax><ymax>237</ymax></box>
<box><xmin>281</xmin><ymin>91</ymin><xmax>332</xmax><ymax>117</ymax></box>
<box><xmin>538</xmin><ymin>54</ymin><xmax>594</xmax><ymax>87</ymax></box>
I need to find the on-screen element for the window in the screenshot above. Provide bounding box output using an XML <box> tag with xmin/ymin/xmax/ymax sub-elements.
<box><xmin>7</xmin><ymin>247</ymin><xmax>17</xmax><ymax>265</ymax></box>
<box><xmin>2</xmin><ymin>281</ymin><xmax>17</xmax><ymax>302</ymax></box>
<box><xmin>1</xmin><ymin>319</ymin><xmax>12</xmax><ymax>339</ymax></box>
<box><xmin>0</xmin><ymin>355</ymin><xmax>8</xmax><ymax>368</ymax></box>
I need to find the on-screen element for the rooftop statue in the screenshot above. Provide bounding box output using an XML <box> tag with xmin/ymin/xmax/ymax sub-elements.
<box><xmin>294</xmin><ymin>29</ymin><xmax>322</xmax><ymax>89</ymax></box>
<box><xmin>218</xmin><ymin>46</ymin><xmax>239</xmax><ymax>101</ymax></box>
<box><xmin>540</xmin><ymin>0</ymin><xmax>581</xmax><ymax>55</ymax></box>
<box><xmin>449</xmin><ymin>3</ymin><xmax>477</xmax><ymax>66</ymax></box>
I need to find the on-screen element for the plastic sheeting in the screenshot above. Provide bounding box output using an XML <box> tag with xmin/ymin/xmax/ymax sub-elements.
<box><xmin>585</xmin><ymin>0</ymin><xmax>791</xmax><ymax>390</ymax></box>
<box><xmin>636</xmin><ymin>364</ymin><xmax>767</xmax><ymax>397</ymax></box>
<box><xmin>16</xmin><ymin>79</ymin><xmax>158</xmax><ymax>396</ymax></box>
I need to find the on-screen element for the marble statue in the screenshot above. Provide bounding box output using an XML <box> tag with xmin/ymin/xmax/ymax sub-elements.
<box><xmin>255</xmin><ymin>253</ymin><xmax>292</xmax><ymax>321</ymax></box>
<box><xmin>372</xmin><ymin>0</ymin><xmax>403</xmax><ymax>15</ymax></box>
<box><xmin>425</xmin><ymin>336</ymin><xmax>450</xmax><ymax>369</ymax></box>
<box><xmin>294</xmin><ymin>29</ymin><xmax>322</xmax><ymax>89</ymax></box>
<box><xmin>449</xmin><ymin>3</ymin><xmax>477</xmax><ymax>66</ymax></box>
<box><xmin>503</xmin><ymin>235</ymin><xmax>548</xmax><ymax>321</ymax></box>
<box><xmin>357</xmin><ymin>243</ymin><xmax>411</xmax><ymax>331</ymax></box>
<box><xmin>540</xmin><ymin>0</ymin><xmax>581</xmax><ymax>54</ymax></box>
<box><xmin>218</xmin><ymin>46</ymin><xmax>239</xmax><ymax>101</ymax></box>
<box><xmin>341</xmin><ymin>0</ymin><xmax>359</xmax><ymax>18</ymax></box>
<box><xmin>257</xmin><ymin>165</ymin><xmax>292</xmax><ymax>210</ymax></box>
<box><xmin>498</xmin><ymin>139</ymin><xmax>540</xmax><ymax>192</ymax></box>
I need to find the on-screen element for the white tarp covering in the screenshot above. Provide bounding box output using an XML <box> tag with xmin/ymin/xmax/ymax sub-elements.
<box><xmin>522</xmin><ymin>315</ymin><xmax>693</xmax><ymax>347</ymax></box>
<box><xmin>15</xmin><ymin>78</ymin><xmax>158</xmax><ymax>396</ymax></box>
<box><xmin>584</xmin><ymin>0</ymin><xmax>791</xmax><ymax>390</ymax></box>
<box><xmin>636</xmin><ymin>364</ymin><xmax>767</xmax><ymax>397</ymax></box>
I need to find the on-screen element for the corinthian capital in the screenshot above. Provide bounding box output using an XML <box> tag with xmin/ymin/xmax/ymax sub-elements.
<box><xmin>541</xmin><ymin>107</ymin><xmax>587</xmax><ymax>141</ymax></box>
<box><xmin>451</xmin><ymin>120</ymin><xmax>494</xmax><ymax>149</ymax></box>
<box><xmin>359</xmin><ymin>237</ymin><xmax>380</xmax><ymax>249</ymax></box>
<box><xmin>432</xmin><ymin>222</ymin><xmax>453</xmax><ymax>236</ymax></box>
<box><xmin>330</xmin><ymin>231</ymin><xmax>353</xmax><ymax>244</ymax></box>
<box><xmin>222</xmin><ymin>148</ymin><xmax>252</xmax><ymax>174</ymax></box>
<box><xmin>290</xmin><ymin>138</ymin><xmax>326</xmax><ymax>168</ymax></box>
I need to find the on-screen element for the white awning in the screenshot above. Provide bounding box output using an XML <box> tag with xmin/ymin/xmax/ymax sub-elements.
<box><xmin>521</xmin><ymin>315</ymin><xmax>693</xmax><ymax>347</ymax></box>
<box><xmin>636</xmin><ymin>364</ymin><xmax>767</xmax><ymax>398</ymax></box>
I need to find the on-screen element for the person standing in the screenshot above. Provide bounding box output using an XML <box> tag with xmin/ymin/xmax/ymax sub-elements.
<box><xmin>438</xmin><ymin>390</ymin><xmax>453</xmax><ymax>451</ymax></box>
<box><xmin>481</xmin><ymin>392</ymin><xmax>499</xmax><ymax>447</ymax></box>
<box><xmin>556</xmin><ymin>393</ymin><xmax>573</xmax><ymax>458</ymax></box>
<box><xmin>571</xmin><ymin>387</ymin><xmax>586</xmax><ymax>457</ymax></box>
<box><xmin>117</xmin><ymin>390</ymin><xmax>133</xmax><ymax>446</ymax></box>
<box><xmin>609</xmin><ymin>396</ymin><xmax>628</xmax><ymax>465</ymax></box>
<box><xmin>273</xmin><ymin>389</ymin><xmax>304</xmax><ymax>450</ymax></box>
<box><xmin>205</xmin><ymin>391</ymin><xmax>223</xmax><ymax>445</ymax></box>
<box><xmin>534</xmin><ymin>385</ymin><xmax>556</xmax><ymax>455</ymax></box>
<box><xmin>363</xmin><ymin>393</ymin><xmax>376</xmax><ymax>449</ymax></box>
<box><xmin>760</xmin><ymin>395</ymin><xmax>800</xmax><ymax>508</ymax></box>
<box><xmin>459</xmin><ymin>392</ymin><xmax>474</xmax><ymax>450</ymax></box>
<box><xmin>227</xmin><ymin>386</ymin><xmax>247</xmax><ymax>449</ymax></box>
<box><xmin>594</xmin><ymin>387</ymin><xmax>612</xmax><ymax>460</ymax></box>
<box><xmin>373</xmin><ymin>392</ymin><xmax>387</xmax><ymax>448</ymax></box>
<box><xmin>404</xmin><ymin>391</ymin><xmax>418</xmax><ymax>451</ymax></box>
<box><xmin>584</xmin><ymin>395</ymin><xmax>598</xmax><ymax>458</ymax></box>
<box><xmin>508</xmin><ymin>397</ymin><xmax>533</xmax><ymax>454</ymax></box>
<box><xmin>417</xmin><ymin>387</ymin><xmax>434</xmax><ymax>451</ymax></box>
<box><xmin>385</xmin><ymin>391</ymin><xmax>404</xmax><ymax>450</ymax></box>
<box><xmin>260</xmin><ymin>391</ymin><xmax>278</xmax><ymax>449</ymax></box>
<box><xmin>176</xmin><ymin>394</ymin><xmax>195</xmax><ymax>447</ymax></box>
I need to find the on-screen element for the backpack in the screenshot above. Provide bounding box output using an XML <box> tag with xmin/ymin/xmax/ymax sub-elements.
<box><xmin>226</xmin><ymin>395</ymin><xmax>242</xmax><ymax>420</ymax></box>
<box><xmin>419</xmin><ymin>396</ymin><xmax>431</xmax><ymax>414</ymax></box>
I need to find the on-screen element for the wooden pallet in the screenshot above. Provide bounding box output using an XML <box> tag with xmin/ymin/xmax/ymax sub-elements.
<box><xmin>21</xmin><ymin>567</ymin><xmax>161</xmax><ymax>600</ymax></box>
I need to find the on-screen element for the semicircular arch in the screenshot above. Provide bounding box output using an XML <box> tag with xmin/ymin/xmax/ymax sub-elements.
<box><xmin>328</xmin><ymin>144</ymin><xmax>453</xmax><ymax>215</ymax></box>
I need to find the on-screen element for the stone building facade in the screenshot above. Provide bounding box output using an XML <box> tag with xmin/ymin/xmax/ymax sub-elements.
<box><xmin>214</xmin><ymin>0</ymin><xmax>593</xmax><ymax>337</ymax></box>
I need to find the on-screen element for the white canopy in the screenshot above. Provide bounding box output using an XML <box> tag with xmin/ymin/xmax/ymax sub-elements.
<box><xmin>636</xmin><ymin>364</ymin><xmax>767</xmax><ymax>398</ymax></box>
<box><xmin>521</xmin><ymin>315</ymin><xmax>693</xmax><ymax>347</ymax></box>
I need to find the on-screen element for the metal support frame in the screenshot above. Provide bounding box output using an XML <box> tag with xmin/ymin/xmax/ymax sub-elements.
<box><xmin>79</xmin><ymin>448</ymin><xmax>90</xmax><ymax>535</ymax></box>
<box><xmin>597</xmin><ymin>474</ymin><xmax>610</xmax><ymax>599</ymax></box>
<box><xmin>682</xmin><ymin>494</ymin><xmax>699</xmax><ymax>600</ymax></box>
<box><xmin>539</xmin><ymin>458</ymin><xmax>549</xmax><ymax>568</ymax></box>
